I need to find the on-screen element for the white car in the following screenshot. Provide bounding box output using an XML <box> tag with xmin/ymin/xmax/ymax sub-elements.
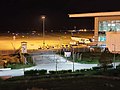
<box><xmin>71</xmin><ymin>36</ymin><xmax>91</xmax><ymax>44</ymax></box>
<box><xmin>70</xmin><ymin>40</ymin><xmax>78</xmax><ymax>46</ymax></box>
<box><xmin>84</xmin><ymin>39</ymin><xmax>91</xmax><ymax>44</ymax></box>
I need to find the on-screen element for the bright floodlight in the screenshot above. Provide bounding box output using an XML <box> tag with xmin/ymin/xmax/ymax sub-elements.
<box><xmin>42</xmin><ymin>16</ymin><xmax>45</xmax><ymax>19</ymax></box>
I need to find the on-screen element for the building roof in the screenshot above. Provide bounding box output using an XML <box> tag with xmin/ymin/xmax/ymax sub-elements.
<box><xmin>69</xmin><ymin>11</ymin><xmax>120</xmax><ymax>18</ymax></box>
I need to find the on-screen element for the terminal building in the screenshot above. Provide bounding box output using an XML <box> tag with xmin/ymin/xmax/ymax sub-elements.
<box><xmin>69</xmin><ymin>11</ymin><xmax>120</xmax><ymax>52</ymax></box>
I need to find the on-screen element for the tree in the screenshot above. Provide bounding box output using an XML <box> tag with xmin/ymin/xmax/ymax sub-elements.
<box><xmin>99</xmin><ymin>48</ymin><xmax>113</xmax><ymax>71</ymax></box>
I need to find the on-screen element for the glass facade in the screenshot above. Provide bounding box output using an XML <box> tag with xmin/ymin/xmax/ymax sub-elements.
<box><xmin>99</xmin><ymin>20</ymin><xmax>120</xmax><ymax>32</ymax></box>
<box><xmin>98</xmin><ymin>35</ymin><xmax>106</xmax><ymax>42</ymax></box>
<box><xmin>98</xmin><ymin>20</ymin><xmax>120</xmax><ymax>42</ymax></box>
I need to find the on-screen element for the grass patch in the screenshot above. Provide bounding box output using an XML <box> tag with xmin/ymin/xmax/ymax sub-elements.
<box><xmin>61</xmin><ymin>52</ymin><xmax>120</xmax><ymax>64</ymax></box>
<box><xmin>66</xmin><ymin>56</ymin><xmax>99</xmax><ymax>64</ymax></box>
<box><xmin>77</xmin><ymin>59</ymin><xmax>99</xmax><ymax>64</ymax></box>
<box><xmin>114</xmin><ymin>60</ymin><xmax>120</xmax><ymax>62</ymax></box>
<box><xmin>6</xmin><ymin>63</ymin><xmax>35</xmax><ymax>69</ymax></box>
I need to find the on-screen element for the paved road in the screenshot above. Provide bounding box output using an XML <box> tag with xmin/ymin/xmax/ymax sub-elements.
<box><xmin>28</xmin><ymin>54</ymin><xmax>98</xmax><ymax>71</ymax></box>
<box><xmin>1</xmin><ymin>54</ymin><xmax>120</xmax><ymax>77</ymax></box>
<box><xmin>0</xmin><ymin>54</ymin><xmax>97</xmax><ymax>77</ymax></box>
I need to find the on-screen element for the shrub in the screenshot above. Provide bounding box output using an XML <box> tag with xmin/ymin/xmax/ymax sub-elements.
<box><xmin>49</xmin><ymin>70</ymin><xmax>72</xmax><ymax>74</ymax></box>
<box><xmin>49</xmin><ymin>71</ymin><xmax>56</xmax><ymax>74</ymax></box>
<box><xmin>0</xmin><ymin>78</ymin><xmax>3</xmax><ymax>81</ymax></box>
<box><xmin>116</xmin><ymin>64</ymin><xmax>120</xmax><ymax>70</ymax></box>
<box><xmin>92</xmin><ymin>71</ymin><xmax>102</xmax><ymax>75</ymax></box>
<box><xmin>38</xmin><ymin>69</ymin><xmax>47</xmax><ymax>75</ymax></box>
<box><xmin>62</xmin><ymin>70</ymin><xmax>68</xmax><ymax>74</ymax></box>
<box><xmin>68</xmin><ymin>69</ymin><xmax>72</xmax><ymax>73</ymax></box>
<box><xmin>86</xmin><ymin>69</ymin><xmax>92</xmax><ymax>71</ymax></box>
<box><xmin>92</xmin><ymin>66</ymin><xmax>101</xmax><ymax>70</ymax></box>
<box><xmin>80</xmin><ymin>69</ymin><xmax>86</xmax><ymax>72</ymax></box>
<box><xmin>106</xmin><ymin>65</ymin><xmax>113</xmax><ymax>68</ymax></box>
<box><xmin>6</xmin><ymin>64</ymin><xmax>16</xmax><ymax>69</ymax></box>
<box><xmin>103</xmin><ymin>69</ymin><xmax>120</xmax><ymax>76</ymax></box>
<box><xmin>24</xmin><ymin>69</ymin><xmax>47</xmax><ymax>76</ymax></box>
<box><xmin>75</xmin><ymin>69</ymin><xmax>80</xmax><ymax>73</ymax></box>
<box><xmin>56</xmin><ymin>70</ymin><xmax>67</xmax><ymax>74</ymax></box>
<box><xmin>26</xmin><ymin>56</ymin><xmax>33</xmax><ymax>63</ymax></box>
<box><xmin>25</xmin><ymin>70</ymin><xmax>34</xmax><ymax>76</ymax></box>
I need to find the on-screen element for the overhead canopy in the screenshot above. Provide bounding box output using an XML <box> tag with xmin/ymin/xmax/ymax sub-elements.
<box><xmin>69</xmin><ymin>11</ymin><xmax>120</xmax><ymax>18</ymax></box>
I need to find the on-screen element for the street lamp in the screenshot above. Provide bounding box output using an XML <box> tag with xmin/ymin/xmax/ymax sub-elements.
<box><xmin>55</xmin><ymin>56</ymin><xmax>58</xmax><ymax>73</ymax></box>
<box><xmin>53</xmin><ymin>50</ymin><xmax>58</xmax><ymax>73</ymax></box>
<box><xmin>41</xmin><ymin>16</ymin><xmax>45</xmax><ymax>49</ymax></box>
<box><xmin>59</xmin><ymin>37</ymin><xmax>62</xmax><ymax>55</ymax></box>
<box><xmin>72</xmin><ymin>47</ymin><xmax>75</xmax><ymax>72</ymax></box>
<box><xmin>112</xmin><ymin>44</ymin><xmax>116</xmax><ymax>68</ymax></box>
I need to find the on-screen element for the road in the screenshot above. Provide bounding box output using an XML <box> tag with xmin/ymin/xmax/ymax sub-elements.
<box><xmin>0</xmin><ymin>53</ymin><xmax>98</xmax><ymax>77</ymax></box>
<box><xmin>1</xmin><ymin>53</ymin><xmax>120</xmax><ymax>77</ymax></box>
<box><xmin>29</xmin><ymin>54</ymin><xmax>98</xmax><ymax>71</ymax></box>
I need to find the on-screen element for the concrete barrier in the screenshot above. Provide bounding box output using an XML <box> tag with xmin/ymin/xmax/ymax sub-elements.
<box><xmin>0</xmin><ymin>69</ymin><xmax>24</xmax><ymax>77</ymax></box>
<box><xmin>0</xmin><ymin>68</ymin><xmax>11</xmax><ymax>71</ymax></box>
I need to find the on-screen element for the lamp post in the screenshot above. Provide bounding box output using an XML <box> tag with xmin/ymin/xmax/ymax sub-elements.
<box><xmin>41</xmin><ymin>16</ymin><xmax>45</xmax><ymax>49</ymax></box>
<box><xmin>55</xmin><ymin>56</ymin><xmax>58</xmax><ymax>73</ymax></box>
<box><xmin>53</xmin><ymin>50</ymin><xmax>57</xmax><ymax>73</ymax></box>
<box><xmin>72</xmin><ymin>47</ymin><xmax>75</xmax><ymax>72</ymax></box>
<box><xmin>112</xmin><ymin>44</ymin><xmax>116</xmax><ymax>68</ymax></box>
<box><xmin>59</xmin><ymin>37</ymin><xmax>62</xmax><ymax>56</ymax></box>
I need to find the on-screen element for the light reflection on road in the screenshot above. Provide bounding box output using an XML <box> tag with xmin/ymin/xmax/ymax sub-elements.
<box><xmin>26</xmin><ymin>54</ymin><xmax>98</xmax><ymax>71</ymax></box>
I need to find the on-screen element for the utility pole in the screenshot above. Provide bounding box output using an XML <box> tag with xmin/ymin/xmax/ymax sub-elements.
<box><xmin>41</xmin><ymin>16</ymin><xmax>45</xmax><ymax>49</ymax></box>
<box><xmin>112</xmin><ymin>44</ymin><xmax>116</xmax><ymax>68</ymax></box>
<box><xmin>56</xmin><ymin>57</ymin><xmax>58</xmax><ymax>73</ymax></box>
<box><xmin>73</xmin><ymin>47</ymin><xmax>75</xmax><ymax>72</ymax></box>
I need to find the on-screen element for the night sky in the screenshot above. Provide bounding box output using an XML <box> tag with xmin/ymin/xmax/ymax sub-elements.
<box><xmin>0</xmin><ymin>0</ymin><xmax>120</xmax><ymax>33</ymax></box>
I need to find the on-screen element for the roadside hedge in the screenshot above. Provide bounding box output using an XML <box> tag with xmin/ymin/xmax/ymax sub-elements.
<box><xmin>49</xmin><ymin>70</ymin><xmax>72</xmax><ymax>74</ymax></box>
<box><xmin>24</xmin><ymin>69</ymin><xmax>47</xmax><ymax>76</ymax></box>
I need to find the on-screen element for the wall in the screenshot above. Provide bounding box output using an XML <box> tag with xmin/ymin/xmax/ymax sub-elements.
<box><xmin>106</xmin><ymin>31</ymin><xmax>120</xmax><ymax>53</ymax></box>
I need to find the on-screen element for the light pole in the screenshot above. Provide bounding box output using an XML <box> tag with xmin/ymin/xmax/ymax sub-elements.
<box><xmin>59</xmin><ymin>37</ymin><xmax>62</xmax><ymax>55</ymax></box>
<box><xmin>55</xmin><ymin>56</ymin><xmax>58</xmax><ymax>73</ymax></box>
<box><xmin>112</xmin><ymin>44</ymin><xmax>116</xmax><ymax>68</ymax></box>
<box><xmin>42</xmin><ymin>16</ymin><xmax>45</xmax><ymax>49</ymax></box>
<box><xmin>72</xmin><ymin>47</ymin><xmax>75</xmax><ymax>72</ymax></box>
<box><xmin>53</xmin><ymin>50</ymin><xmax>57</xmax><ymax>73</ymax></box>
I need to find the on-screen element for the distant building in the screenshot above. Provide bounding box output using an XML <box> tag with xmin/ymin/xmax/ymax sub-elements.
<box><xmin>69</xmin><ymin>11</ymin><xmax>120</xmax><ymax>47</ymax></box>
<box><xmin>106</xmin><ymin>32</ymin><xmax>120</xmax><ymax>53</ymax></box>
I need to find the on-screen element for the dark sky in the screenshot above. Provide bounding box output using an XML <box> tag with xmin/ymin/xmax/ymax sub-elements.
<box><xmin>0</xmin><ymin>0</ymin><xmax>120</xmax><ymax>32</ymax></box>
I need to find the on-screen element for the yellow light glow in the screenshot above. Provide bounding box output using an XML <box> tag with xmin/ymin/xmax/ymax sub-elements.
<box><xmin>41</xmin><ymin>16</ymin><xmax>45</xmax><ymax>19</ymax></box>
